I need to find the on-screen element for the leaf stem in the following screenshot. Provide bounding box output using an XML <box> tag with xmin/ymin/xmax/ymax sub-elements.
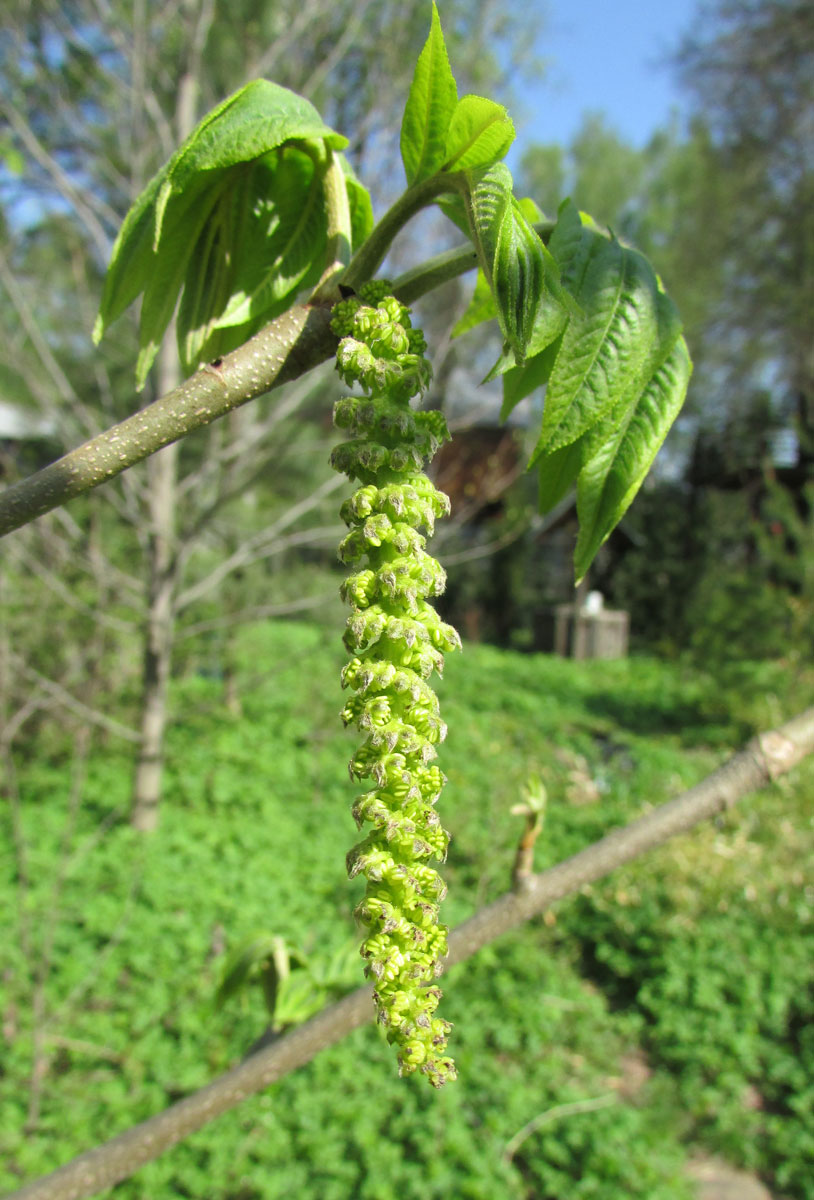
<box><xmin>341</xmin><ymin>173</ymin><xmax>460</xmax><ymax>290</ymax></box>
<box><xmin>308</xmin><ymin>148</ymin><xmax>353</xmax><ymax>304</ymax></box>
<box><xmin>391</xmin><ymin>218</ymin><xmax>556</xmax><ymax>305</ymax></box>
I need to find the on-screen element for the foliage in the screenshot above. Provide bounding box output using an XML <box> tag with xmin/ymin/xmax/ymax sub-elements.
<box><xmin>554</xmin><ymin>751</ymin><xmax>814</xmax><ymax>1198</ymax></box>
<box><xmin>6</xmin><ymin>1</ymin><xmax>809</xmax><ymax>1193</ymax></box>
<box><xmin>3</xmin><ymin>623</ymin><xmax>810</xmax><ymax>1195</ymax></box>
<box><xmin>0</xmin><ymin>621</ymin><xmax>750</xmax><ymax>1198</ymax></box>
<box><xmin>94</xmin><ymin>4</ymin><xmax>690</xmax><ymax>585</ymax></box>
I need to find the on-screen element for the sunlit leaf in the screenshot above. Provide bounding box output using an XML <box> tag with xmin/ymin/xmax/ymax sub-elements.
<box><xmin>451</xmin><ymin>268</ymin><xmax>497</xmax><ymax>337</ymax></box>
<box><xmin>399</xmin><ymin>1</ymin><xmax>458</xmax><ymax>186</ymax></box>
<box><xmin>95</xmin><ymin>79</ymin><xmax>345</xmax><ymax>386</ymax></box>
<box><xmin>574</xmin><ymin>329</ymin><xmax>692</xmax><ymax>579</ymax></box>
<box><xmin>442</xmin><ymin>95</ymin><xmax>514</xmax><ymax>174</ymax></box>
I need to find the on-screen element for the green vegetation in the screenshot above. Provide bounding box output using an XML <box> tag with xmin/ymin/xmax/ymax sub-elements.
<box><xmin>3</xmin><ymin>621</ymin><xmax>810</xmax><ymax>1197</ymax></box>
<box><xmin>2</xmin><ymin>2</ymin><xmax>812</xmax><ymax>1195</ymax></box>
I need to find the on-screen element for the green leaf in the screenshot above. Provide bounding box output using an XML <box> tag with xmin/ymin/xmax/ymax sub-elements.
<box><xmin>547</xmin><ymin>198</ymin><xmax>596</xmax><ymax>293</ymax></box>
<box><xmin>538</xmin><ymin>434</ymin><xmax>587</xmax><ymax>515</ymax></box>
<box><xmin>214</xmin><ymin>932</ymin><xmax>278</xmax><ymax>1009</ymax></box>
<box><xmin>95</xmin><ymin>79</ymin><xmax>345</xmax><ymax>384</ymax></box>
<box><xmin>339</xmin><ymin>153</ymin><xmax>374</xmax><ymax>252</ymax></box>
<box><xmin>153</xmin><ymin>80</ymin><xmax>346</xmax><ymax>240</ymax></box>
<box><xmin>464</xmin><ymin>164</ymin><xmax>545</xmax><ymax>360</ymax></box>
<box><xmin>451</xmin><ymin>268</ymin><xmax>497</xmax><ymax>337</ymax></box>
<box><xmin>517</xmin><ymin>196</ymin><xmax>547</xmax><ymax>223</ymax></box>
<box><xmin>530</xmin><ymin>235</ymin><xmax>664</xmax><ymax>464</ymax></box>
<box><xmin>573</xmin><ymin>331</ymin><xmax>692</xmax><ymax>580</ymax></box>
<box><xmin>499</xmin><ymin>332</ymin><xmax>563</xmax><ymax>417</ymax></box>
<box><xmin>436</xmin><ymin>193</ymin><xmax>471</xmax><ymax>238</ymax></box>
<box><xmin>515</xmin><ymin>200</ymin><xmax>690</xmax><ymax>577</ymax></box>
<box><xmin>399</xmin><ymin>2</ymin><xmax>458</xmax><ymax>186</ymax></box>
<box><xmin>210</xmin><ymin>148</ymin><xmax>327</xmax><ymax>330</ymax></box>
<box><xmin>442</xmin><ymin>95</ymin><xmax>514</xmax><ymax>174</ymax></box>
<box><xmin>134</xmin><ymin>180</ymin><xmax>227</xmax><ymax>389</ymax></box>
<box><xmin>93</xmin><ymin>171</ymin><xmax>165</xmax><ymax>342</ymax></box>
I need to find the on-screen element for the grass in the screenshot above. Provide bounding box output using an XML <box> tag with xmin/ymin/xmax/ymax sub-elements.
<box><xmin>1</xmin><ymin>620</ymin><xmax>810</xmax><ymax>1198</ymax></box>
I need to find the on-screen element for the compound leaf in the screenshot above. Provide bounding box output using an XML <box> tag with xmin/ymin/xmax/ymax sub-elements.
<box><xmin>96</xmin><ymin>79</ymin><xmax>344</xmax><ymax>386</ymax></box>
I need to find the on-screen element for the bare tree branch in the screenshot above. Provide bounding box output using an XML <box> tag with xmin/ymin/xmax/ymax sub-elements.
<box><xmin>174</xmin><ymin>475</ymin><xmax>345</xmax><ymax>610</ymax></box>
<box><xmin>0</xmin><ymin>101</ymin><xmax>114</xmax><ymax>257</ymax></box>
<box><xmin>175</xmin><ymin>593</ymin><xmax>335</xmax><ymax>640</ymax></box>
<box><xmin>9</xmin><ymin>655</ymin><xmax>142</xmax><ymax>744</ymax></box>
<box><xmin>7</xmin><ymin>543</ymin><xmax>138</xmax><ymax>634</ymax></box>
<box><xmin>6</xmin><ymin>705</ymin><xmax>813</xmax><ymax>1200</ymax></box>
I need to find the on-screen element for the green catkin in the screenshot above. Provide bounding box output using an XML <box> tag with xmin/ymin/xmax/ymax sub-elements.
<box><xmin>330</xmin><ymin>283</ymin><xmax>461</xmax><ymax>1088</ymax></box>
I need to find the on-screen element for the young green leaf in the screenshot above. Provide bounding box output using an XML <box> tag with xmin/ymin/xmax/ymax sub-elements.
<box><xmin>529</xmin><ymin>236</ymin><xmax>664</xmax><ymax>464</ymax></box>
<box><xmin>95</xmin><ymin>79</ymin><xmax>346</xmax><ymax>386</ymax></box>
<box><xmin>452</xmin><ymin>203</ymin><xmax>560</xmax><ymax>360</ymax></box>
<box><xmin>538</xmin><ymin>434</ymin><xmax>588</xmax><ymax>515</ymax></box>
<box><xmin>134</xmin><ymin>180</ymin><xmax>228</xmax><ymax>389</ymax></box>
<box><xmin>451</xmin><ymin>268</ymin><xmax>497</xmax><ymax>337</ymax></box>
<box><xmin>214</xmin><ymin>931</ymin><xmax>278</xmax><ymax>1009</ymax></box>
<box><xmin>464</xmin><ymin>164</ymin><xmax>546</xmax><ymax>360</ymax></box>
<box><xmin>547</xmin><ymin>198</ymin><xmax>596</xmax><ymax>293</ymax></box>
<box><xmin>92</xmin><ymin>171</ymin><xmax>164</xmax><ymax>343</ymax></box>
<box><xmin>339</xmin><ymin>153</ymin><xmax>374</xmax><ymax>252</ymax></box>
<box><xmin>399</xmin><ymin>1</ymin><xmax>458</xmax><ymax>186</ymax></box>
<box><xmin>442</xmin><ymin>95</ymin><xmax>514</xmax><ymax>174</ymax></box>
<box><xmin>203</xmin><ymin>147</ymin><xmax>328</xmax><ymax>331</ymax></box>
<box><xmin>153</xmin><ymin>80</ymin><xmax>346</xmax><ymax>238</ymax></box>
<box><xmin>574</xmin><ymin>329</ymin><xmax>692</xmax><ymax>580</ymax></box>
<box><xmin>499</xmin><ymin>332</ymin><xmax>564</xmax><ymax>417</ymax></box>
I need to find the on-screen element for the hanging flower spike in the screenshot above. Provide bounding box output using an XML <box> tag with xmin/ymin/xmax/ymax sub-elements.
<box><xmin>331</xmin><ymin>282</ymin><xmax>461</xmax><ymax>1087</ymax></box>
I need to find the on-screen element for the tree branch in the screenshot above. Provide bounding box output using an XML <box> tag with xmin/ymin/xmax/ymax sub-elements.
<box><xmin>0</xmin><ymin>304</ymin><xmax>337</xmax><ymax>539</ymax></box>
<box><xmin>6</xmin><ymin>706</ymin><xmax>813</xmax><ymax>1200</ymax></box>
<box><xmin>9</xmin><ymin>655</ymin><xmax>142</xmax><ymax>745</ymax></box>
<box><xmin>0</xmin><ymin>100</ymin><xmax>114</xmax><ymax>258</ymax></box>
<box><xmin>0</xmin><ymin>218</ymin><xmax>567</xmax><ymax>541</ymax></box>
<box><xmin>175</xmin><ymin>593</ymin><xmax>334</xmax><ymax>640</ymax></box>
<box><xmin>174</xmin><ymin>476</ymin><xmax>345</xmax><ymax>610</ymax></box>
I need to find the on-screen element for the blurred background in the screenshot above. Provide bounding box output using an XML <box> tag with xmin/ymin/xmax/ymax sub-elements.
<box><xmin>1</xmin><ymin>3</ymin><xmax>812</xmax><ymax>1198</ymax></box>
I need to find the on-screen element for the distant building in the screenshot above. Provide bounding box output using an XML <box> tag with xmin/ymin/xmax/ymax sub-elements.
<box><xmin>0</xmin><ymin>401</ymin><xmax>59</xmax><ymax>479</ymax></box>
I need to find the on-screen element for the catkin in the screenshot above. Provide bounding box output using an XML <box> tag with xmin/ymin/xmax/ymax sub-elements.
<box><xmin>331</xmin><ymin>282</ymin><xmax>460</xmax><ymax>1087</ymax></box>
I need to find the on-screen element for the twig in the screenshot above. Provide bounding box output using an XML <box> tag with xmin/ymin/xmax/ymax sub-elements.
<box><xmin>174</xmin><ymin>476</ymin><xmax>345</xmax><ymax>611</ymax></box>
<box><xmin>175</xmin><ymin>593</ymin><xmax>335</xmax><ymax>640</ymax></box>
<box><xmin>510</xmin><ymin>778</ymin><xmax>546</xmax><ymax>892</ymax></box>
<box><xmin>0</xmin><ymin>101</ymin><xmax>114</xmax><ymax>256</ymax></box>
<box><xmin>0</xmin><ymin>227</ymin><xmax>526</xmax><ymax>541</ymax></box>
<box><xmin>9</xmin><ymin>655</ymin><xmax>142</xmax><ymax>744</ymax></box>
<box><xmin>41</xmin><ymin>1036</ymin><xmax>125</xmax><ymax>1065</ymax></box>
<box><xmin>503</xmin><ymin>1094</ymin><xmax>618</xmax><ymax>1163</ymax></box>
<box><xmin>5</xmin><ymin>705</ymin><xmax>813</xmax><ymax>1200</ymax></box>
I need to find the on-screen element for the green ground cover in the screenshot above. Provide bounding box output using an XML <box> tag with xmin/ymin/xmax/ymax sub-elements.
<box><xmin>2</xmin><ymin>622</ymin><xmax>811</xmax><ymax>1198</ymax></box>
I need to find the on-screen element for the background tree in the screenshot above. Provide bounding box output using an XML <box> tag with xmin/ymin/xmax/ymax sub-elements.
<box><xmin>0</xmin><ymin>0</ymin><xmax>541</xmax><ymax>829</ymax></box>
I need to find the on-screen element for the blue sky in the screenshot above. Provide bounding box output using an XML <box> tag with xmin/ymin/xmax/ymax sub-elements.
<box><xmin>510</xmin><ymin>0</ymin><xmax>700</xmax><ymax>157</ymax></box>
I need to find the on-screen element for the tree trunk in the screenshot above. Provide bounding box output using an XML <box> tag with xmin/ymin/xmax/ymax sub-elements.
<box><xmin>130</xmin><ymin>60</ymin><xmax>203</xmax><ymax>831</ymax></box>
<box><xmin>131</xmin><ymin>343</ymin><xmax>179</xmax><ymax>832</ymax></box>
